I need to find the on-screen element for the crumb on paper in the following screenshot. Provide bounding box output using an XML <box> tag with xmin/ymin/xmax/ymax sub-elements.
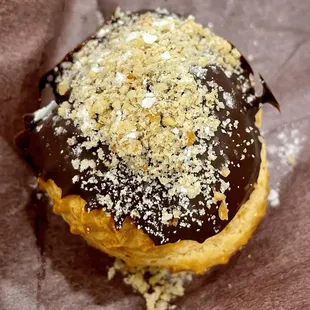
<box><xmin>287</xmin><ymin>154</ymin><xmax>295</xmax><ymax>166</ymax></box>
<box><xmin>268</xmin><ymin>188</ymin><xmax>279</xmax><ymax>208</ymax></box>
<box><xmin>96</xmin><ymin>10</ymin><xmax>104</xmax><ymax>26</ymax></box>
<box><xmin>248</xmin><ymin>54</ymin><xmax>254</xmax><ymax>62</ymax></box>
<box><xmin>107</xmin><ymin>266</ymin><xmax>116</xmax><ymax>280</ymax></box>
<box><xmin>108</xmin><ymin>258</ymin><xmax>193</xmax><ymax>310</ymax></box>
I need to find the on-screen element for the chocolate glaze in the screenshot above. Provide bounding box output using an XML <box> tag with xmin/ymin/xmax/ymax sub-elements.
<box><xmin>16</xmin><ymin>12</ymin><xmax>279</xmax><ymax>245</ymax></box>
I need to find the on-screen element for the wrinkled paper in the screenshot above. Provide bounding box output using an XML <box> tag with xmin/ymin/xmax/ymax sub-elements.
<box><xmin>1</xmin><ymin>0</ymin><xmax>310</xmax><ymax>309</ymax></box>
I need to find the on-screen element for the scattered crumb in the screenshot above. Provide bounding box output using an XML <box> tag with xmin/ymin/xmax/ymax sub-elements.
<box><xmin>108</xmin><ymin>259</ymin><xmax>193</xmax><ymax>310</ymax></box>
<box><xmin>287</xmin><ymin>154</ymin><xmax>295</xmax><ymax>166</ymax></box>
<box><xmin>268</xmin><ymin>188</ymin><xmax>279</xmax><ymax>208</ymax></box>
<box><xmin>107</xmin><ymin>265</ymin><xmax>116</xmax><ymax>280</ymax></box>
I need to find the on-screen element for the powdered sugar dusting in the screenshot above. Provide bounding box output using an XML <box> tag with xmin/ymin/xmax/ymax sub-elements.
<box><xmin>266</xmin><ymin>121</ymin><xmax>308</xmax><ymax>208</ymax></box>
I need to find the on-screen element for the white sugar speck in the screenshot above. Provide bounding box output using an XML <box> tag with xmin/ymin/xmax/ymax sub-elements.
<box><xmin>161</xmin><ymin>51</ymin><xmax>171</xmax><ymax>60</ymax></box>
<box><xmin>115</xmin><ymin>72</ymin><xmax>125</xmax><ymax>85</ymax></box>
<box><xmin>180</xmin><ymin>187</ymin><xmax>188</xmax><ymax>193</ymax></box>
<box><xmin>122</xmin><ymin>51</ymin><xmax>132</xmax><ymax>60</ymax></box>
<box><xmin>126</xmin><ymin>32</ymin><xmax>139</xmax><ymax>41</ymax></box>
<box><xmin>91</xmin><ymin>66</ymin><xmax>102</xmax><ymax>73</ymax></box>
<box><xmin>72</xmin><ymin>175</ymin><xmax>79</xmax><ymax>184</ymax></box>
<box><xmin>172</xmin><ymin>128</ymin><xmax>179</xmax><ymax>135</ymax></box>
<box><xmin>142</xmin><ymin>96</ymin><xmax>156</xmax><ymax>108</ymax></box>
<box><xmin>153</xmin><ymin>19</ymin><xmax>169</xmax><ymax>27</ymax></box>
<box><xmin>142</xmin><ymin>92</ymin><xmax>156</xmax><ymax>108</ymax></box>
<box><xmin>36</xmin><ymin>124</ymin><xmax>43</xmax><ymax>132</ymax></box>
<box><xmin>142</xmin><ymin>33</ymin><xmax>158</xmax><ymax>44</ymax></box>
<box><xmin>268</xmin><ymin>188</ymin><xmax>279</xmax><ymax>207</ymax></box>
<box><xmin>34</xmin><ymin>100</ymin><xmax>58</xmax><ymax>122</ymax></box>
<box><xmin>223</xmin><ymin>92</ymin><xmax>234</xmax><ymax>108</ymax></box>
<box><xmin>126</xmin><ymin>131</ymin><xmax>137</xmax><ymax>139</ymax></box>
<box><xmin>97</xmin><ymin>27</ymin><xmax>110</xmax><ymax>38</ymax></box>
<box><xmin>189</xmin><ymin>66</ymin><xmax>208</xmax><ymax>79</ymax></box>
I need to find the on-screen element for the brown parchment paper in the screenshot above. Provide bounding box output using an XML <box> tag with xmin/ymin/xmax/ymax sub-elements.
<box><xmin>1</xmin><ymin>0</ymin><xmax>310</xmax><ymax>309</ymax></box>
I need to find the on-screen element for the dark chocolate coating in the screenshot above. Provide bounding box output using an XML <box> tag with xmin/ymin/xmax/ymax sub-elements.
<box><xmin>16</xmin><ymin>13</ymin><xmax>279</xmax><ymax>245</ymax></box>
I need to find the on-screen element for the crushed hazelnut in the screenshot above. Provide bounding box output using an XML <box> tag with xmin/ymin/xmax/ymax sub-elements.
<box><xmin>221</xmin><ymin>166</ymin><xmax>231</xmax><ymax>177</ymax></box>
<box><xmin>219</xmin><ymin>201</ymin><xmax>229</xmax><ymax>221</ymax></box>
<box><xmin>214</xmin><ymin>191</ymin><xmax>226</xmax><ymax>202</ymax></box>
<box><xmin>186</xmin><ymin>131</ymin><xmax>196</xmax><ymax>146</ymax></box>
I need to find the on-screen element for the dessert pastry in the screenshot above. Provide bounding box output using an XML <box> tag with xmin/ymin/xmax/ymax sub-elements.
<box><xmin>16</xmin><ymin>9</ymin><xmax>279</xmax><ymax>273</ymax></box>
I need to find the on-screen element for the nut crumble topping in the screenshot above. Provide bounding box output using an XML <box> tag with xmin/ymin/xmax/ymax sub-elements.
<box><xmin>37</xmin><ymin>9</ymin><xmax>261</xmax><ymax>244</ymax></box>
